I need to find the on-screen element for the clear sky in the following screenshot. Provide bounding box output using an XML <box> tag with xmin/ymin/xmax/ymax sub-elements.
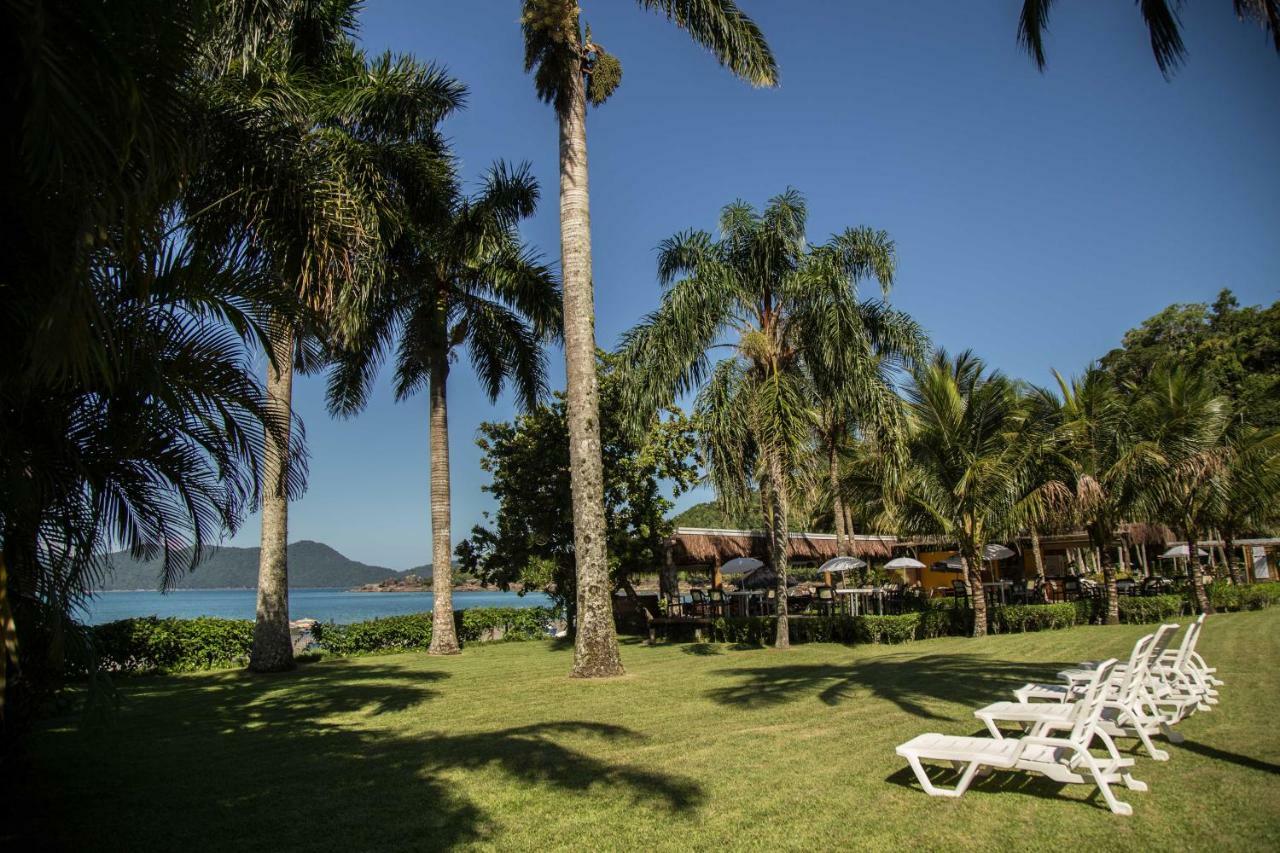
<box><xmin>224</xmin><ymin>1</ymin><xmax>1280</xmax><ymax>569</ymax></box>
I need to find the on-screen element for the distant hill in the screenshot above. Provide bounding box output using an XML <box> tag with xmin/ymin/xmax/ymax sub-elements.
<box><xmin>670</xmin><ymin>501</ymin><xmax>763</xmax><ymax>530</ymax></box>
<box><xmin>97</xmin><ymin>540</ymin><xmax>427</xmax><ymax>590</ymax></box>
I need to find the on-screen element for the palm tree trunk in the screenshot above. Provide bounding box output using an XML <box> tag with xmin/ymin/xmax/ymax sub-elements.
<box><xmin>1185</xmin><ymin>532</ymin><xmax>1214</xmax><ymax>614</ymax></box>
<box><xmin>828</xmin><ymin>442</ymin><xmax>847</xmax><ymax>556</ymax></box>
<box><xmin>961</xmin><ymin>547</ymin><xmax>988</xmax><ymax>638</ymax></box>
<box><xmin>250</xmin><ymin>319</ymin><xmax>295</xmax><ymax>672</ymax></box>
<box><xmin>1100</xmin><ymin>553</ymin><xmax>1120</xmax><ymax>625</ymax></box>
<box><xmin>1223</xmin><ymin>532</ymin><xmax>1243</xmax><ymax>585</ymax></box>
<box><xmin>767</xmin><ymin>452</ymin><xmax>791</xmax><ymax>649</ymax></box>
<box><xmin>428</xmin><ymin>350</ymin><xmax>460</xmax><ymax>655</ymax></box>
<box><xmin>1029</xmin><ymin>525</ymin><xmax>1050</xmax><ymax>602</ymax></box>
<box><xmin>558</xmin><ymin>44</ymin><xmax>622</xmax><ymax>678</ymax></box>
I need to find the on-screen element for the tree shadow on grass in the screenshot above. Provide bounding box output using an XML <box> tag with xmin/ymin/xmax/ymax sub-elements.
<box><xmin>707</xmin><ymin>654</ymin><xmax>1072</xmax><ymax>720</ymax></box>
<box><xmin>681</xmin><ymin>643</ymin><xmax>724</xmax><ymax>656</ymax></box>
<box><xmin>1178</xmin><ymin>739</ymin><xmax>1280</xmax><ymax>774</ymax></box>
<box><xmin>31</xmin><ymin>661</ymin><xmax>703</xmax><ymax>851</ymax></box>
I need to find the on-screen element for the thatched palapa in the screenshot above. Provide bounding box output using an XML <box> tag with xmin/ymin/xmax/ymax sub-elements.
<box><xmin>668</xmin><ymin>527</ymin><xmax>895</xmax><ymax>567</ymax></box>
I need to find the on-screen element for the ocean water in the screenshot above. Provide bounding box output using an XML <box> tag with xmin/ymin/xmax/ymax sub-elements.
<box><xmin>79</xmin><ymin>588</ymin><xmax>554</xmax><ymax>625</ymax></box>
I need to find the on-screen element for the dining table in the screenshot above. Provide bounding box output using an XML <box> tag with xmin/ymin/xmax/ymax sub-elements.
<box><xmin>835</xmin><ymin>587</ymin><xmax>884</xmax><ymax>616</ymax></box>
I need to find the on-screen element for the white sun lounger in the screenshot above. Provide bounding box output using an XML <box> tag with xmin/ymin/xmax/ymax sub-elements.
<box><xmin>897</xmin><ymin>660</ymin><xmax>1145</xmax><ymax>815</ymax></box>
<box><xmin>983</xmin><ymin>626</ymin><xmax>1178</xmax><ymax>761</ymax></box>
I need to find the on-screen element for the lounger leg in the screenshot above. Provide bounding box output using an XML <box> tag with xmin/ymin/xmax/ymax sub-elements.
<box><xmin>1080</xmin><ymin>753</ymin><xmax>1134</xmax><ymax>816</ymax></box>
<box><xmin>1160</xmin><ymin>721</ymin><xmax>1184</xmax><ymax>744</ymax></box>
<box><xmin>905</xmin><ymin>756</ymin><xmax>981</xmax><ymax>798</ymax></box>
<box><xmin>977</xmin><ymin>714</ymin><xmax>1003</xmax><ymax>739</ymax></box>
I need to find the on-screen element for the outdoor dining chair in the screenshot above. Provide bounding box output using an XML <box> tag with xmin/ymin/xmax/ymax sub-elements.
<box><xmin>951</xmin><ymin>579</ymin><xmax>970</xmax><ymax>608</ymax></box>
<box><xmin>1116</xmin><ymin>578</ymin><xmax>1137</xmax><ymax>597</ymax></box>
<box><xmin>687</xmin><ymin>588</ymin><xmax>708</xmax><ymax>617</ymax></box>
<box><xmin>707</xmin><ymin>588</ymin><xmax>729</xmax><ymax>618</ymax></box>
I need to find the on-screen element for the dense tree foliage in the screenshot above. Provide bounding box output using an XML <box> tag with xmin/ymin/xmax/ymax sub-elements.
<box><xmin>459</xmin><ymin>354</ymin><xmax>698</xmax><ymax>625</ymax></box>
<box><xmin>1099</xmin><ymin>290</ymin><xmax>1280</xmax><ymax>428</ymax></box>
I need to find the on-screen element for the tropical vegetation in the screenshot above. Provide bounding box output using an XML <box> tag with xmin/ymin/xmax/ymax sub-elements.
<box><xmin>618</xmin><ymin>189</ymin><xmax>915</xmax><ymax>647</ymax></box>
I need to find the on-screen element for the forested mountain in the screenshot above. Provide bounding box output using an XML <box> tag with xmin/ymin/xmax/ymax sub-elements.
<box><xmin>98</xmin><ymin>541</ymin><xmax>428</xmax><ymax>590</ymax></box>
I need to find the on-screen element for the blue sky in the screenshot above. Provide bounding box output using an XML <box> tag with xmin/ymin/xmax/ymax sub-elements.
<box><xmin>225</xmin><ymin>1</ymin><xmax>1280</xmax><ymax>568</ymax></box>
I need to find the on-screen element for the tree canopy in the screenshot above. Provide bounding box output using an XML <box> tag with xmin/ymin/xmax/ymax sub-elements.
<box><xmin>1099</xmin><ymin>290</ymin><xmax>1280</xmax><ymax>428</ymax></box>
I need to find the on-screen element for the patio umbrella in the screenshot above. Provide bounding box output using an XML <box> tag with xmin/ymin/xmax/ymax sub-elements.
<box><xmin>884</xmin><ymin>557</ymin><xmax>926</xmax><ymax>570</ymax></box>
<box><xmin>720</xmin><ymin>556</ymin><xmax>764</xmax><ymax>575</ymax></box>
<box><xmin>983</xmin><ymin>544</ymin><xmax>1015</xmax><ymax>561</ymax></box>
<box><xmin>818</xmin><ymin>556</ymin><xmax>867</xmax><ymax>574</ymax></box>
<box><xmin>740</xmin><ymin>566</ymin><xmax>800</xmax><ymax>589</ymax></box>
<box><xmin>1159</xmin><ymin>545</ymin><xmax>1209</xmax><ymax>559</ymax></box>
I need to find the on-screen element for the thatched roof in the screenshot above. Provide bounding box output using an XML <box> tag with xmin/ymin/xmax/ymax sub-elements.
<box><xmin>669</xmin><ymin>527</ymin><xmax>896</xmax><ymax>567</ymax></box>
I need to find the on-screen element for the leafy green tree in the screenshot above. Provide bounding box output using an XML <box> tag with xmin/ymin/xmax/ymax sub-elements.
<box><xmin>190</xmin><ymin>1</ymin><xmax>464</xmax><ymax>670</ymax></box>
<box><xmin>893</xmin><ymin>352</ymin><xmax>1039</xmax><ymax>637</ymax></box>
<box><xmin>1100</xmin><ymin>290</ymin><xmax>1280</xmax><ymax>428</ymax></box>
<box><xmin>326</xmin><ymin>163</ymin><xmax>560</xmax><ymax>655</ymax></box>
<box><xmin>1017</xmin><ymin>1</ymin><xmax>1280</xmax><ymax>77</ymax></box>
<box><xmin>520</xmin><ymin>0</ymin><xmax>777</xmax><ymax>677</ymax></box>
<box><xmin>619</xmin><ymin>190</ymin><xmax>905</xmax><ymax>647</ymax></box>
<box><xmin>460</xmin><ymin>354</ymin><xmax>698</xmax><ymax>625</ymax></box>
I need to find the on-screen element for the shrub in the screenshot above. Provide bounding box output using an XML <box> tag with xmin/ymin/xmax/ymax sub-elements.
<box><xmin>458</xmin><ymin>607</ymin><xmax>559</xmax><ymax>642</ymax></box>
<box><xmin>93</xmin><ymin>617</ymin><xmax>254</xmax><ymax>674</ymax></box>
<box><xmin>313</xmin><ymin>607</ymin><xmax>560</xmax><ymax>657</ymax></box>
<box><xmin>989</xmin><ymin>604</ymin><xmax>1077</xmax><ymax>634</ymax></box>
<box><xmin>1118</xmin><ymin>594</ymin><xmax>1185</xmax><ymax>624</ymax></box>
<box><xmin>855</xmin><ymin>614</ymin><xmax>923</xmax><ymax>644</ymax></box>
<box><xmin>311</xmin><ymin>613</ymin><xmax>434</xmax><ymax>656</ymax></box>
<box><xmin>1204</xmin><ymin>582</ymin><xmax>1280</xmax><ymax>612</ymax></box>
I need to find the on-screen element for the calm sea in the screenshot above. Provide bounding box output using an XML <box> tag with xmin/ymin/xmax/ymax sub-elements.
<box><xmin>79</xmin><ymin>588</ymin><xmax>554</xmax><ymax>625</ymax></box>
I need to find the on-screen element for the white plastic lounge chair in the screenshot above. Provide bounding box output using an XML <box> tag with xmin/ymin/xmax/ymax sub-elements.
<box><xmin>897</xmin><ymin>660</ymin><xmax>1145</xmax><ymax>815</ymax></box>
<box><xmin>984</xmin><ymin>626</ymin><xmax>1178</xmax><ymax>761</ymax></box>
<box><xmin>1013</xmin><ymin>623</ymin><xmax>1177</xmax><ymax>703</ymax></box>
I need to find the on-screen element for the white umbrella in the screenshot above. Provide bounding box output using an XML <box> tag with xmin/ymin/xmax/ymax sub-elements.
<box><xmin>818</xmin><ymin>556</ymin><xmax>867</xmax><ymax>574</ymax></box>
<box><xmin>884</xmin><ymin>556</ymin><xmax>926</xmax><ymax>570</ymax></box>
<box><xmin>1160</xmin><ymin>545</ymin><xmax>1208</xmax><ymax>559</ymax></box>
<box><xmin>720</xmin><ymin>556</ymin><xmax>764</xmax><ymax>575</ymax></box>
<box><xmin>984</xmin><ymin>544</ymin><xmax>1015</xmax><ymax>561</ymax></box>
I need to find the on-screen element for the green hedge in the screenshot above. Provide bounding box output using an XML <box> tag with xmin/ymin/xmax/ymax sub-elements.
<box><xmin>92</xmin><ymin>607</ymin><xmax>560</xmax><ymax>673</ymax></box>
<box><xmin>312</xmin><ymin>606</ymin><xmax>560</xmax><ymax>656</ymax></box>
<box><xmin>1207</xmin><ymin>581</ymin><xmax>1280</xmax><ymax>612</ymax></box>
<box><xmin>93</xmin><ymin>616</ymin><xmax>254</xmax><ymax>674</ymax></box>
<box><xmin>990</xmin><ymin>603</ymin><xmax>1078</xmax><ymax>634</ymax></box>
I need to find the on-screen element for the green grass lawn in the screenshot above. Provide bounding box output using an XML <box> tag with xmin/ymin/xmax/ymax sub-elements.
<box><xmin>18</xmin><ymin>609</ymin><xmax>1280</xmax><ymax>851</ymax></box>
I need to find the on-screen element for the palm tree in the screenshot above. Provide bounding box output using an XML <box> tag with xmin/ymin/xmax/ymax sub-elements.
<box><xmin>520</xmin><ymin>0</ymin><xmax>777</xmax><ymax>677</ymax></box>
<box><xmin>806</xmin><ymin>277</ymin><xmax>924</xmax><ymax>557</ymax></box>
<box><xmin>619</xmin><ymin>190</ymin><xmax>901</xmax><ymax>648</ymax></box>
<box><xmin>191</xmin><ymin>2</ymin><xmax>464</xmax><ymax>671</ymax></box>
<box><xmin>1132</xmin><ymin>368</ymin><xmax>1234</xmax><ymax>613</ymax></box>
<box><xmin>1017</xmin><ymin>1</ymin><xmax>1280</xmax><ymax>77</ymax></box>
<box><xmin>1203</xmin><ymin>424</ymin><xmax>1280</xmax><ymax>584</ymax></box>
<box><xmin>894</xmin><ymin>352</ymin><xmax>1035</xmax><ymax>638</ymax></box>
<box><xmin>326</xmin><ymin>163</ymin><xmax>560</xmax><ymax>655</ymax></box>
<box><xmin>1045</xmin><ymin>368</ymin><xmax>1161</xmax><ymax>624</ymax></box>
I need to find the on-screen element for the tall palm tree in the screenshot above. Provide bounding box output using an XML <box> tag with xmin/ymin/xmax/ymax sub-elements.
<box><xmin>192</xmin><ymin>1</ymin><xmax>464</xmax><ymax>670</ymax></box>
<box><xmin>326</xmin><ymin>163</ymin><xmax>560</xmax><ymax>655</ymax></box>
<box><xmin>619</xmin><ymin>190</ymin><xmax>901</xmax><ymax>647</ymax></box>
<box><xmin>894</xmin><ymin>352</ymin><xmax>1035</xmax><ymax>638</ymax></box>
<box><xmin>520</xmin><ymin>0</ymin><xmax>777</xmax><ymax>677</ymax></box>
<box><xmin>1132</xmin><ymin>367</ymin><xmax>1234</xmax><ymax>613</ymax></box>
<box><xmin>1202</xmin><ymin>424</ymin><xmax>1280</xmax><ymax>584</ymax></box>
<box><xmin>1017</xmin><ymin>1</ymin><xmax>1280</xmax><ymax>77</ymax></box>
